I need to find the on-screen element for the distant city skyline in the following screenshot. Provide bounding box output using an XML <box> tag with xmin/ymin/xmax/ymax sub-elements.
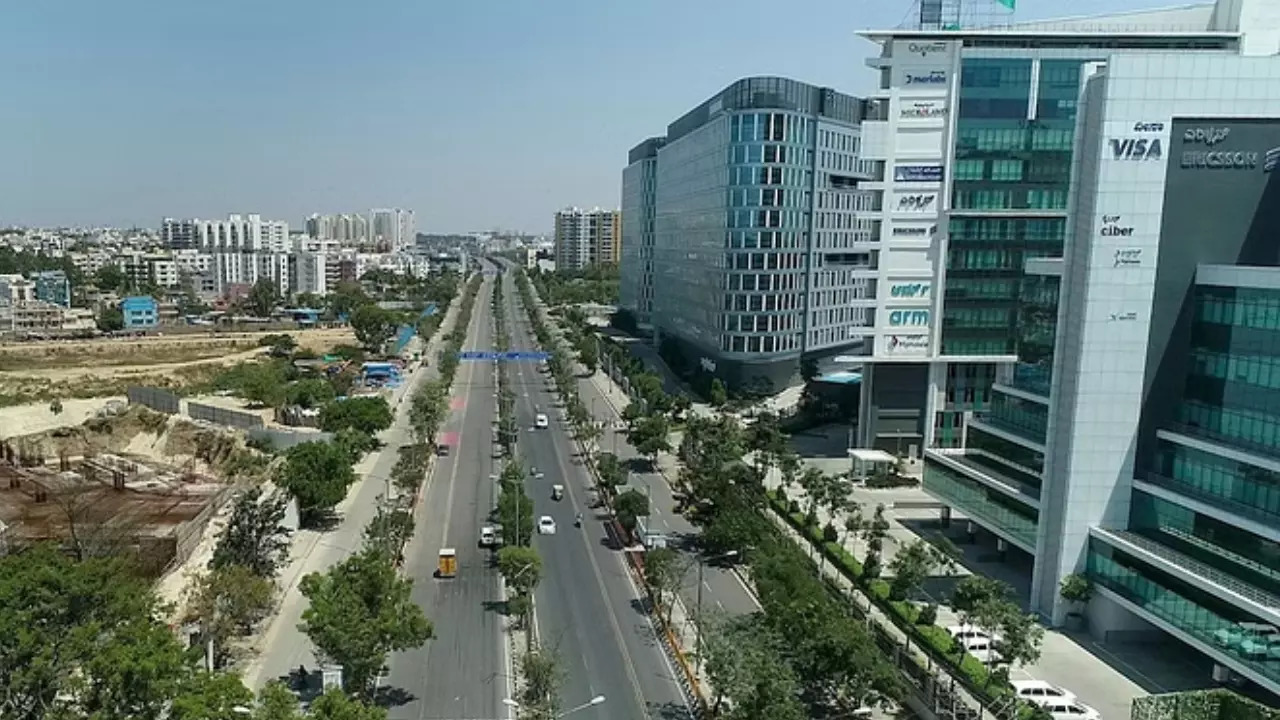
<box><xmin>1</xmin><ymin>0</ymin><xmax>1178</xmax><ymax>231</ymax></box>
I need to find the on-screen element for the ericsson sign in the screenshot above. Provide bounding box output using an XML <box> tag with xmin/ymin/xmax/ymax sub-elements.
<box><xmin>1180</xmin><ymin>126</ymin><xmax>1261</xmax><ymax>170</ymax></box>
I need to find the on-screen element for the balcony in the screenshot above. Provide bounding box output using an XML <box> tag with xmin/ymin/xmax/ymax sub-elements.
<box><xmin>1142</xmin><ymin>471</ymin><xmax>1280</xmax><ymax>529</ymax></box>
<box><xmin>925</xmin><ymin>448</ymin><xmax>1041</xmax><ymax>506</ymax></box>
<box><xmin>968</xmin><ymin>416</ymin><xmax>1046</xmax><ymax>451</ymax></box>
<box><xmin>1165</xmin><ymin>421</ymin><xmax>1280</xmax><ymax>467</ymax></box>
<box><xmin>923</xmin><ymin>459</ymin><xmax>1038</xmax><ymax>552</ymax></box>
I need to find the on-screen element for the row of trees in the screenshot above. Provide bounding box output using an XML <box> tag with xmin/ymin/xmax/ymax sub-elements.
<box><xmin>525</xmin><ymin>265</ymin><xmax>619</xmax><ymax>307</ymax></box>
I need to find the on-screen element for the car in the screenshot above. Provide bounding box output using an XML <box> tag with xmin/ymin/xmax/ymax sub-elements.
<box><xmin>947</xmin><ymin>624</ymin><xmax>1002</xmax><ymax>644</ymax></box>
<box><xmin>1040</xmin><ymin>700</ymin><xmax>1101</xmax><ymax>719</ymax></box>
<box><xmin>479</xmin><ymin>525</ymin><xmax>501</xmax><ymax>547</ymax></box>
<box><xmin>436</xmin><ymin>444</ymin><xmax>450</xmax><ymax>457</ymax></box>
<box><xmin>537</xmin><ymin>516</ymin><xmax>557</xmax><ymax>535</ymax></box>
<box><xmin>535</xmin><ymin>413</ymin><xmax>549</xmax><ymax>429</ymax></box>
<box><xmin>1012</xmin><ymin>680</ymin><xmax>1077</xmax><ymax>705</ymax></box>
<box><xmin>958</xmin><ymin>636</ymin><xmax>1004</xmax><ymax>666</ymax></box>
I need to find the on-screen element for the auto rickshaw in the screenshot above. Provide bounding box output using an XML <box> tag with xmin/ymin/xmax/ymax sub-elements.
<box><xmin>435</xmin><ymin>548</ymin><xmax>457</xmax><ymax>578</ymax></box>
<box><xmin>552</xmin><ymin>484</ymin><xmax>564</xmax><ymax>501</ymax></box>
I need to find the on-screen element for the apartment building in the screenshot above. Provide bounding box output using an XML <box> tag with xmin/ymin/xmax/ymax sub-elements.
<box><xmin>554</xmin><ymin>207</ymin><xmax>622</xmax><ymax>271</ymax></box>
<box><xmin>370</xmin><ymin>208</ymin><xmax>415</xmax><ymax>252</ymax></box>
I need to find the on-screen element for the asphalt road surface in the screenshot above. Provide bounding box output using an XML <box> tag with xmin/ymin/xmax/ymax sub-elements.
<box><xmin>384</xmin><ymin>270</ymin><xmax>507</xmax><ymax>720</ymax></box>
<box><xmin>574</xmin><ymin>377</ymin><xmax>761</xmax><ymax>621</ymax></box>
<box><xmin>502</xmin><ymin>272</ymin><xmax>692</xmax><ymax>720</ymax></box>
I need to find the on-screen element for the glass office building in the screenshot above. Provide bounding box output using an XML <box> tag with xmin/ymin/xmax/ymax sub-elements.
<box><xmin>620</xmin><ymin>77</ymin><xmax>876</xmax><ymax>391</ymax></box>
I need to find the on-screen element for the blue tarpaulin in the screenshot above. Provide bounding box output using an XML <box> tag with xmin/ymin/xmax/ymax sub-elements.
<box><xmin>393</xmin><ymin>302</ymin><xmax>439</xmax><ymax>355</ymax></box>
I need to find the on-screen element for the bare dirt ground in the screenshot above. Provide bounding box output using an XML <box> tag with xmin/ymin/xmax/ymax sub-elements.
<box><xmin>0</xmin><ymin>327</ymin><xmax>355</xmax><ymax>406</ymax></box>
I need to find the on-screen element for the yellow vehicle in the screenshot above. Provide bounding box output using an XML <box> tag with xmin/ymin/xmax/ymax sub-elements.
<box><xmin>436</xmin><ymin>548</ymin><xmax>457</xmax><ymax>578</ymax></box>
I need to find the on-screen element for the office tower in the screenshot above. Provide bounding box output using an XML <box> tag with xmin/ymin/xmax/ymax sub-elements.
<box><xmin>875</xmin><ymin>0</ymin><xmax>1280</xmax><ymax>697</ymax></box>
<box><xmin>553</xmin><ymin>207</ymin><xmax>621</xmax><ymax>272</ymax></box>
<box><xmin>160</xmin><ymin>218</ymin><xmax>197</xmax><ymax>250</ymax></box>
<box><xmin>620</xmin><ymin>137</ymin><xmax>665</xmax><ymax>328</ymax></box>
<box><xmin>620</xmin><ymin>77</ymin><xmax>873</xmax><ymax>392</ymax></box>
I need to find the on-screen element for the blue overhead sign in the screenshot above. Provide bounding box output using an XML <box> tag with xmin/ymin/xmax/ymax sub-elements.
<box><xmin>458</xmin><ymin>351</ymin><xmax>550</xmax><ymax>361</ymax></box>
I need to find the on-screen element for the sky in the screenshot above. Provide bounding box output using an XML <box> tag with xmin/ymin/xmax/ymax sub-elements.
<box><xmin>1</xmin><ymin>0</ymin><xmax>1180</xmax><ymax>233</ymax></box>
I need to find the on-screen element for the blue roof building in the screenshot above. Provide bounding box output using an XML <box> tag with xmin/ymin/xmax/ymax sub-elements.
<box><xmin>121</xmin><ymin>296</ymin><xmax>158</xmax><ymax>329</ymax></box>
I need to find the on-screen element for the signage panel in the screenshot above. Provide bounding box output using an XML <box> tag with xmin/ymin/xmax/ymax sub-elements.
<box><xmin>1113</xmin><ymin>249</ymin><xmax>1142</xmax><ymax>267</ymax></box>
<box><xmin>891</xmin><ymin>224</ymin><xmax>935</xmax><ymax>237</ymax></box>
<box><xmin>894</xmin><ymin>193</ymin><xmax>938</xmax><ymax>214</ymax></box>
<box><xmin>894</xmin><ymin>165</ymin><xmax>945</xmax><ymax>182</ymax></box>
<box><xmin>1108</xmin><ymin>138</ymin><xmax>1164</xmax><ymax>162</ymax></box>
<box><xmin>889</xmin><ymin>282</ymin><xmax>932</xmax><ymax>300</ymax></box>
<box><xmin>900</xmin><ymin>99</ymin><xmax>948</xmax><ymax>119</ymax></box>
<box><xmin>888</xmin><ymin>309</ymin><xmax>930</xmax><ymax>327</ymax></box>
<box><xmin>882</xmin><ymin>334</ymin><xmax>930</xmax><ymax>356</ymax></box>
<box><xmin>1100</xmin><ymin>214</ymin><xmax>1134</xmax><ymax>238</ymax></box>
<box><xmin>904</xmin><ymin>70</ymin><xmax>948</xmax><ymax>86</ymax></box>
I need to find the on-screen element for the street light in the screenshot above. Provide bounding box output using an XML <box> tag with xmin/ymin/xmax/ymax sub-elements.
<box><xmin>502</xmin><ymin>694</ymin><xmax>606</xmax><ymax>718</ymax></box>
<box><xmin>694</xmin><ymin>550</ymin><xmax>738</xmax><ymax>676</ymax></box>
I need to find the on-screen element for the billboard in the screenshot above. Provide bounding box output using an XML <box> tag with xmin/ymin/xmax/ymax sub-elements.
<box><xmin>888</xmin><ymin>282</ymin><xmax>932</xmax><ymax>300</ymax></box>
<box><xmin>886</xmin><ymin>309</ymin><xmax>930</xmax><ymax>327</ymax></box>
<box><xmin>900</xmin><ymin>99</ymin><xmax>949</xmax><ymax>120</ymax></box>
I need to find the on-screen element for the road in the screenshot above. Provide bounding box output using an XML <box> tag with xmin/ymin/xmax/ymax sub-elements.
<box><xmin>383</xmin><ymin>270</ymin><xmax>506</xmax><ymax>720</ymax></box>
<box><xmin>244</xmin><ymin>288</ymin><xmax>462</xmax><ymax>692</ymax></box>
<box><xmin>576</xmin><ymin>377</ymin><xmax>760</xmax><ymax>621</ymax></box>
<box><xmin>502</xmin><ymin>270</ymin><xmax>692</xmax><ymax>720</ymax></box>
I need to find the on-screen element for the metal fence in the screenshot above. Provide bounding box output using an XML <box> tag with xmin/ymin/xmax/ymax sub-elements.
<box><xmin>247</xmin><ymin>427</ymin><xmax>333</xmax><ymax>451</ymax></box>
<box><xmin>186</xmin><ymin>402</ymin><xmax>265</xmax><ymax>430</ymax></box>
<box><xmin>126</xmin><ymin>386</ymin><xmax>180</xmax><ymax>414</ymax></box>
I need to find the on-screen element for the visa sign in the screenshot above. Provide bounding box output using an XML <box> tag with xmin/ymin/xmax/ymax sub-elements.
<box><xmin>889</xmin><ymin>283</ymin><xmax>931</xmax><ymax>299</ymax></box>
<box><xmin>888</xmin><ymin>309</ymin><xmax>930</xmax><ymax>327</ymax></box>
<box><xmin>1109</xmin><ymin>138</ymin><xmax>1163</xmax><ymax>161</ymax></box>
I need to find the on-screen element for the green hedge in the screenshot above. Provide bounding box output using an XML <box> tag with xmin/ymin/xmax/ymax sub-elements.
<box><xmin>1133</xmin><ymin>690</ymin><xmax>1280</xmax><ymax>720</ymax></box>
<box><xmin>765</xmin><ymin>489</ymin><xmax>1027</xmax><ymax>712</ymax></box>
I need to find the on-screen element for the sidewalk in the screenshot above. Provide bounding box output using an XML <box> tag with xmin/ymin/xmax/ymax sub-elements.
<box><xmin>239</xmin><ymin>293</ymin><xmax>465</xmax><ymax>689</ymax></box>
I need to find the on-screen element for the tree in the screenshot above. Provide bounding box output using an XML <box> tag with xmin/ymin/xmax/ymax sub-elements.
<box><xmin>496</xmin><ymin>545</ymin><xmax>542</xmax><ymax>594</ymax></box>
<box><xmin>362</xmin><ymin>504</ymin><xmax>415</xmax><ymax>562</ymax></box>
<box><xmin>594</xmin><ymin>452</ymin><xmax>627</xmax><ymax>495</ymax></box>
<box><xmin>241</xmin><ymin>361</ymin><xmax>289</xmax><ymax>408</ymax></box>
<box><xmin>211</xmin><ymin>487</ymin><xmax>291</xmax><ymax>578</ymax></box>
<box><xmin>169</xmin><ymin>672</ymin><xmax>254</xmax><ymax>720</ymax></box>
<box><xmin>247</xmin><ymin>278</ymin><xmax>280</xmax><ymax>317</ymax></box>
<box><xmin>519</xmin><ymin>649</ymin><xmax>565</xmax><ymax>719</ymax></box>
<box><xmin>708</xmin><ymin>378</ymin><xmax>728</xmax><ymax>407</ymax></box>
<box><xmin>0</xmin><ymin>544</ymin><xmax>195</xmax><ymax>720</ymax></box>
<box><xmin>628</xmin><ymin>414</ymin><xmax>671</xmax><ymax>466</ymax></box>
<box><xmin>277</xmin><ymin>441</ymin><xmax>357</xmax><ymax>527</ymax></box>
<box><xmin>951</xmin><ymin>575</ymin><xmax>1013</xmax><ymax>622</ymax></box>
<box><xmin>186</xmin><ymin>565</ymin><xmax>275</xmax><ymax>668</ymax></box>
<box><xmin>349</xmin><ymin>304</ymin><xmax>398</xmax><ymax>353</ymax></box>
<box><xmin>286</xmin><ymin>378</ymin><xmax>336</xmax><ymax>409</ymax></box>
<box><xmin>260</xmin><ymin>333</ymin><xmax>298</xmax><ymax>356</ymax></box>
<box><xmin>308</xmin><ymin>686</ymin><xmax>389</xmax><ymax>720</ymax></box>
<box><xmin>320</xmin><ymin>396</ymin><xmax>394</xmax><ymax>435</ymax></box>
<box><xmin>642</xmin><ymin>546</ymin><xmax>684</xmax><ymax>624</ymax></box>
<box><xmin>253</xmin><ymin>682</ymin><xmax>302</xmax><ymax>720</ymax></box>
<box><xmin>98</xmin><ymin>305</ymin><xmax>125</xmax><ymax>332</ymax></box>
<box><xmin>49</xmin><ymin>398</ymin><xmax>63</xmax><ymax>415</ymax></box>
<box><xmin>94</xmin><ymin>264</ymin><xmax>128</xmax><ymax>293</ymax></box>
<box><xmin>496</xmin><ymin>484</ymin><xmax>534</xmax><ymax>547</ymax></box>
<box><xmin>614</xmin><ymin>488</ymin><xmax>650</xmax><ymax>534</ymax></box>
<box><xmin>576</xmin><ymin>336</ymin><xmax>599</xmax><ymax>374</ymax></box>
<box><xmin>298</xmin><ymin>549</ymin><xmax>433</xmax><ymax>696</ymax></box>
<box><xmin>800</xmin><ymin>356</ymin><xmax>820</xmax><ymax>382</ymax></box>
<box><xmin>703</xmin><ymin>616</ymin><xmax>807</xmax><ymax>720</ymax></box>
<box><xmin>887</xmin><ymin>539</ymin><xmax>956</xmax><ymax>602</ymax></box>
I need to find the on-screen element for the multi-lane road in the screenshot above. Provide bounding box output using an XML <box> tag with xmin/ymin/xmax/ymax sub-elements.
<box><xmin>384</xmin><ymin>271</ymin><xmax>505</xmax><ymax>720</ymax></box>
<box><xmin>501</xmin><ymin>269</ymin><xmax>692</xmax><ymax>720</ymax></box>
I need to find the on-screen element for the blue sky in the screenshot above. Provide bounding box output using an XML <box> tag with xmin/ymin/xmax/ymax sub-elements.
<box><xmin>2</xmin><ymin>0</ymin><xmax>1174</xmax><ymax>233</ymax></box>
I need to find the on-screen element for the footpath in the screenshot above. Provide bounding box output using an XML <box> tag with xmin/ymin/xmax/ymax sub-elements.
<box><xmin>239</xmin><ymin>296</ymin><xmax>463</xmax><ymax>690</ymax></box>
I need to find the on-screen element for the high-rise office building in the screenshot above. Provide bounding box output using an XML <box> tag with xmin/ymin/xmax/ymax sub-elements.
<box><xmin>620</xmin><ymin>77</ymin><xmax>874</xmax><ymax>392</ymax></box>
<box><xmin>876</xmin><ymin>0</ymin><xmax>1280</xmax><ymax>697</ymax></box>
<box><xmin>553</xmin><ymin>207</ymin><xmax>621</xmax><ymax>272</ymax></box>
<box><xmin>620</xmin><ymin>138</ymin><xmax>664</xmax><ymax>328</ymax></box>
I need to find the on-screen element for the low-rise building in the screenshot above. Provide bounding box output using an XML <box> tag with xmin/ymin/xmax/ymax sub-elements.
<box><xmin>32</xmin><ymin>270</ymin><xmax>71</xmax><ymax>307</ymax></box>
<box><xmin>121</xmin><ymin>296</ymin><xmax>158</xmax><ymax>329</ymax></box>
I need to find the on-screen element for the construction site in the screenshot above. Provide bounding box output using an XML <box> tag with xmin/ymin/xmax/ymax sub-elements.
<box><xmin>0</xmin><ymin>443</ymin><xmax>231</xmax><ymax>576</ymax></box>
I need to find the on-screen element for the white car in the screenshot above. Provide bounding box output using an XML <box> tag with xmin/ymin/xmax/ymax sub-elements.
<box><xmin>479</xmin><ymin>525</ymin><xmax>500</xmax><ymax>547</ymax></box>
<box><xmin>947</xmin><ymin>624</ymin><xmax>1003</xmax><ymax>644</ymax></box>
<box><xmin>535</xmin><ymin>413</ymin><xmax>549</xmax><ymax>429</ymax></box>
<box><xmin>1040</xmin><ymin>700</ymin><xmax>1101</xmax><ymax>719</ymax></box>
<box><xmin>959</xmin><ymin>636</ymin><xmax>1004</xmax><ymax>666</ymax></box>
<box><xmin>537</xmin><ymin>516</ymin><xmax>557</xmax><ymax>535</ymax></box>
<box><xmin>1012</xmin><ymin>680</ymin><xmax>1077</xmax><ymax>705</ymax></box>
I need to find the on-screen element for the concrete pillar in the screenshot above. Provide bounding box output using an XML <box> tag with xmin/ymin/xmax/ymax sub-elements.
<box><xmin>966</xmin><ymin>520</ymin><xmax>977</xmax><ymax>544</ymax></box>
<box><xmin>940</xmin><ymin>506</ymin><xmax>952</xmax><ymax>528</ymax></box>
<box><xmin>997</xmin><ymin>537</ymin><xmax>1008</xmax><ymax>560</ymax></box>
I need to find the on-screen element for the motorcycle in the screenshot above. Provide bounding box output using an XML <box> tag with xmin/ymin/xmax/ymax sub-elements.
<box><xmin>574</xmin><ymin>513</ymin><xmax>583</xmax><ymax>528</ymax></box>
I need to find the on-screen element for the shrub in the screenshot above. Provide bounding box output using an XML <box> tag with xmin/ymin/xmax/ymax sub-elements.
<box><xmin>788</xmin><ymin>499</ymin><xmax>801</xmax><ymax>515</ymax></box>
<box><xmin>917</xmin><ymin>603</ymin><xmax>938</xmax><ymax>626</ymax></box>
<box><xmin>822</xmin><ymin>523</ymin><xmax>839</xmax><ymax>543</ymax></box>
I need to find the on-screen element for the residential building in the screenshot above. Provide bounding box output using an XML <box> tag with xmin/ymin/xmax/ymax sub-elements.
<box><xmin>32</xmin><ymin>271</ymin><xmax>71</xmax><ymax>307</ymax></box>
<box><xmin>370</xmin><ymin>208</ymin><xmax>415</xmax><ymax>252</ymax></box>
<box><xmin>621</xmin><ymin>77</ymin><xmax>874</xmax><ymax>391</ymax></box>
<box><xmin>620</xmin><ymin>137</ymin><xmax>664</xmax><ymax>328</ymax></box>
<box><xmin>120</xmin><ymin>296</ymin><xmax>159</xmax><ymax>329</ymax></box>
<box><xmin>291</xmin><ymin>252</ymin><xmax>330</xmax><ymax>296</ymax></box>
<box><xmin>554</xmin><ymin>207</ymin><xmax>621</xmax><ymax>272</ymax></box>
<box><xmin>160</xmin><ymin>218</ymin><xmax>197</xmax><ymax>250</ymax></box>
<box><xmin>0</xmin><ymin>274</ymin><xmax>35</xmax><ymax>304</ymax></box>
<box><xmin>0</xmin><ymin>300</ymin><xmax>67</xmax><ymax>336</ymax></box>
<box><xmin>903</xmin><ymin>0</ymin><xmax>1280</xmax><ymax>699</ymax></box>
<box><xmin>305</xmin><ymin>213</ymin><xmax>370</xmax><ymax>244</ymax></box>
<box><xmin>187</xmin><ymin>214</ymin><xmax>290</xmax><ymax>253</ymax></box>
<box><xmin>118</xmin><ymin>252</ymin><xmax>180</xmax><ymax>289</ymax></box>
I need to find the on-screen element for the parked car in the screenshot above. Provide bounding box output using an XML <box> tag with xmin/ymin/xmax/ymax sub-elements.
<box><xmin>1012</xmin><ymin>680</ymin><xmax>1077</xmax><ymax>705</ymax></box>
<box><xmin>947</xmin><ymin>624</ymin><xmax>1003</xmax><ymax>644</ymax></box>
<box><xmin>958</xmin><ymin>636</ymin><xmax>1004</xmax><ymax>666</ymax></box>
<box><xmin>1041</xmin><ymin>700</ymin><xmax>1101</xmax><ymax>719</ymax></box>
